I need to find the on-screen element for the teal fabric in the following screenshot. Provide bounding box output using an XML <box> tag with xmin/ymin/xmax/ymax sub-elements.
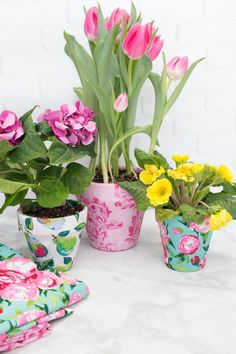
<box><xmin>0</xmin><ymin>243</ymin><xmax>88</xmax><ymax>335</ymax></box>
<box><xmin>160</xmin><ymin>216</ymin><xmax>212</xmax><ymax>272</ymax></box>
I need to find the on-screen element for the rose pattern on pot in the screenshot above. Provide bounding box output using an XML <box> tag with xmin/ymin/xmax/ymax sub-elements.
<box><xmin>80</xmin><ymin>182</ymin><xmax>144</xmax><ymax>251</ymax></box>
<box><xmin>17</xmin><ymin>203</ymin><xmax>86</xmax><ymax>271</ymax></box>
<box><xmin>157</xmin><ymin>215</ymin><xmax>212</xmax><ymax>272</ymax></box>
<box><xmin>0</xmin><ymin>243</ymin><xmax>88</xmax><ymax>352</ymax></box>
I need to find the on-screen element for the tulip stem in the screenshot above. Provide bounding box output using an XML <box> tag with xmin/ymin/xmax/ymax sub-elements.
<box><xmin>127</xmin><ymin>59</ymin><xmax>133</xmax><ymax>94</ymax></box>
<box><xmin>98</xmin><ymin>110</ymin><xmax>109</xmax><ymax>183</ymax></box>
<box><xmin>166</xmin><ymin>79</ymin><xmax>172</xmax><ymax>91</ymax></box>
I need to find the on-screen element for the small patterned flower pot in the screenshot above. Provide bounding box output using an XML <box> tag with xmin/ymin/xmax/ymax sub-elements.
<box><xmin>17</xmin><ymin>202</ymin><xmax>86</xmax><ymax>272</ymax></box>
<box><xmin>158</xmin><ymin>215</ymin><xmax>212</xmax><ymax>272</ymax></box>
<box><xmin>79</xmin><ymin>182</ymin><xmax>144</xmax><ymax>251</ymax></box>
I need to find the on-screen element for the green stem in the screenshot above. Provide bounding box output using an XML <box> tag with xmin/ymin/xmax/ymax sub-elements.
<box><xmin>98</xmin><ymin>112</ymin><xmax>108</xmax><ymax>183</ymax></box>
<box><xmin>127</xmin><ymin>59</ymin><xmax>133</xmax><ymax>95</ymax></box>
<box><xmin>18</xmin><ymin>163</ymin><xmax>35</xmax><ymax>183</ymax></box>
<box><xmin>166</xmin><ymin>79</ymin><xmax>172</xmax><ymax>91</ymax></box>
<box><xmin>149</xmin><ymin>118</ymin><xmax>162</xmax><ymax>154</ymax></box>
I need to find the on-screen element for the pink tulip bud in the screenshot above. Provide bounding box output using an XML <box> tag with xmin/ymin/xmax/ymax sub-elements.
<box><xmin>147</xmin><ymin>35</ymin><xmax>164</xmax><ymax>61</ymax></box>
<box><xmin>113</xmin><ymin>93</ymin><xmax>128</xmax><ymax>113</ymax></box>
<box><xmin>106</xmin><ymin>8</ymin><xmax>130</xmax><ymax>31</ymax></box>
<box><xmin>166</xmin><ymin>56</ymin><xmax>189</xmax><ymax>81</ymax></box>
<box><xmin>84</xmin><ymin>6</ymin><xmax>98</xmax><ymax>42</ymax></box>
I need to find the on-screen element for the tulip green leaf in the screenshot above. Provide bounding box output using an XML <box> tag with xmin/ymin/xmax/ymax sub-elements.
<box><xmin>64</xmin><ymin>31</ymin><xmax>97</xmax><ymax>111</ymax></box>
<box><xmin>37</xmin><ymin>179</ymin><xmax>69</xmax><ymax>208</ymax></box>
<box><xmin>62</xmin><ymin>162</ymin><xmax>94</xmax><ymax>195</ymax></box>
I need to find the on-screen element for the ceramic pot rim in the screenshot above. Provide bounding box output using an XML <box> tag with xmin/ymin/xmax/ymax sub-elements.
<box><xmin>17</xmin><ymin>200</ymin><xmax>85</xmax><ymax>221</ymax></box>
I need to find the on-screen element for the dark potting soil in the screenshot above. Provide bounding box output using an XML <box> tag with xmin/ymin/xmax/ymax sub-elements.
<box><xmin>93</xmin><ymin>168</ymin><xmax>140</xmax><ymax>183</ymax></box>
<box><xmin>21</xmin><ymin>201</ymin><xmax>84</xmax><ymax>218</ymax></box>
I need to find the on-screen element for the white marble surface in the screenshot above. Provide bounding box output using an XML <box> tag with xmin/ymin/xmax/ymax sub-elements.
<box><xmin>1</xmin><ymin>208</ymin><xmax>236</xmax><ymax>354</ymax></box>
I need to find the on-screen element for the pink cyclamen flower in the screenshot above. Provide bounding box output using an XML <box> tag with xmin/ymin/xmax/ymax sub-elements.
<box><xmin>38</xmin><ymin>101</ymin><xmax>97</xmax><ymax>146</ymax></box>
<box><xmin>84</xmin><ymin>6</ymin><xmax>98</xmax><ymax>42</ymax></box>
<box><xmin>166</xmin><ymin>56</ymin><xmax>188</xmax><ymax>81</ymax></box>
<box><xmin>123</xmin><ymin>22</ymin><xmax>163</xmax><ymax>61</ymax></box>
<box><xmin>113</xmin><ymin>93</ymin><xmax>128</xmax><ymax>112</ymax></box>
<box><xmin>0</xmin><ymin>110</ymin><xmax>24</xmax><ymax>145</ymax></box>
<box><xmin>106</xmin><ymin>8</ymin><xmax>130</xmax><ymax>31</ymax></box>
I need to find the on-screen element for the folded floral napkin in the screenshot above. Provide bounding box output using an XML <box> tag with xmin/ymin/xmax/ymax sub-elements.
<box><xmin>0</xmin><ymin>243</ymin><xmax>89</xmax><ymax>352</ymax></box>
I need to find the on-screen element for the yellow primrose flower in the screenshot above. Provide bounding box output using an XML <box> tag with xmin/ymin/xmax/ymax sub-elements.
<box><xmin>139</xmin><ymin>164</ymin><xmax>165</xmax><ymax>185</ymax></box>
<box><xmin>191</xmin><ymin>163</ymin><xmax>205</xmax><ymax>174</ymax></box>
<box><xmin>167</xmin><ymin>163</ymin><xmax>194</xmax><ymax>182</ymax></box>
<box><xmin>146</xmin><ymin>178</ymin><xmax>172</xmax><ymax>206</ymax></box>
<box><xmin>209</xmin><ymin>209</ymin><xmax>232</xmax><ymax>230</ymax></box>
<box><xmin>172</xmin><ymin>155</ymin><xmax>189</xmax><ymax>164</ymax></box>
<box><xmin>218</xmin><ymin>165</ymin><xmax>234</xmax><ymax>184</ymax></box>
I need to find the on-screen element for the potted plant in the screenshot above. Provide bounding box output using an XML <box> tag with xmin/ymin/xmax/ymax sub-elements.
<box><xmin>120</xmin><ymin>149</ymin><xmax>236</xmax><ymax>271</ymax></box>
<box><xmin>0</xmin><ymin>102</ymin><xmax>97</xmax><ymax>271</ymax></box>
<box><xmin>64</xmin><ymin>2</ymin><xmax>203</xmax><ymax>251</ymax></box>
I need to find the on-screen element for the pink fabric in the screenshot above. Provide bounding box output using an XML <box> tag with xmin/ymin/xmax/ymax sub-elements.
<box><xmin>80</xmin><ymin>182</ymin><xmax>144</xmax><ymax>251</ymax></box>
<box><xmin>0</xmin><ymin>323</ymin><xmax>51</xmax><ymax>352</ymax></box>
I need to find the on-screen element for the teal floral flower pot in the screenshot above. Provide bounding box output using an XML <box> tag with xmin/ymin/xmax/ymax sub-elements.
<box><xmin>17</xmin><ymin>202</ymin><xmax>86</xmax><ymax>272</ymax></box>
<box><xmin>158</xmin><ymin>215</ymin><xmax>213</xmax><ymax>272</ymax></box>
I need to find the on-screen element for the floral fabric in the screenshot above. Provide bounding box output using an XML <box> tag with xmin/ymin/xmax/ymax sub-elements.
<box><xmin>0</xmin><ymin>243</ymin><xmax>89</xmax><ymax>351</ymax></box>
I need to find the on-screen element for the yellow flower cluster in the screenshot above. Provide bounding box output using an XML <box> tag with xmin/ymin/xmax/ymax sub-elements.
<box><xmin>168</xmin><ymin>163</ymin><xmax>195</xmax><ymax>182</ymax></box>
<box><xmin>209</xmin><ymin>209</ymin><xmax>232</xmax><ymax>230</ymax></box>
<box><xmin>172</xmin><ymin>155</ymin><xmax>189</xmax><ymax>164</ymax></box>
<box><xmin>139</xmin><ymin>164</ymin><xmax>165</xmax><ymax>185</ymax></box>
<box><xmin>218</xmin><ymin>165</ymin><xmax>234</xmax><ymax>184</ymax></box>
<box><xmin>146</xmin><ymin>178</ymin><xmax>172</xmax><ymax>206</ymax></box>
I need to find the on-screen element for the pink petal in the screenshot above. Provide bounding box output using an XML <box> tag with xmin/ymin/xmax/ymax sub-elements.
<box><xmin>1</xmin><ymin>111</ymin><xmax>16</xmax><ymax>129</ymax></box>
<box><xmin>0</xmin><ymin>131</ymin><xmax>15</xmax><ymax>140</ymax></box>
<box><xmin>84</xmin><ymin>121</ymin><xmax>96</xmax><ymax>132</ymax></box>
<box><xmin>81</xmin><ymin>133</ymin><xmax>94</xmax><ymax>145</ymax></box>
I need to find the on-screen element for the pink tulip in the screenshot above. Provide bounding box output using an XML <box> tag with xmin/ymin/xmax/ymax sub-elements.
<box><xmin>38</xmin><ymin>101</ymin><xmax>97</xmax><ymax>146</ymax></box>
<box><xmin>0</xmin><ymin>110</ymin><xmax>24</xmax><ymax>145</ymax></box>
<box><xmin>84</xmin><ymin>6</ymin><xmax>98</xmax><ymax>42</ymax></box>
<box><xmin>166</xmin><ymin>56</ymin><xmax>188</xmax><ymax>81</ymax></box>
<box><xmin>122</xmin><ymin>23</ymin><xmax>149</xmax><ymax>60</ymax></box>
<box><xmin>105</xmin><ymin>8</ymin><xmax>130</xmax><ymax>31</ymax></box>
<box><xmin>147</xmin><ymin>34</ymin><xmax>164</xmax><ymax>61</ymax></box>
<box><xmin>113</xmin><ymin>93</ymin><xmax>128</xmax><ymax>112</ymax></box>
<box><xmin>123</xmin><ymin>22</ymin><xmax>163</xmax><ymax>61</ymax></box>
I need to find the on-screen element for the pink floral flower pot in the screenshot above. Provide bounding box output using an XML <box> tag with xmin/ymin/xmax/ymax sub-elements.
<box><xmin>79</xmin><ymin>182</ymin><xmax>144</xmax><ymax>251</ymax></box>
<box><xmin>158</xmin><ymin>215</ymin><xmax>213</xmax><ymax>272</ymax></box>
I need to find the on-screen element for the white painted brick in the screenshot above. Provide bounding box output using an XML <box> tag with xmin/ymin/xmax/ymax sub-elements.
<box><xmin>197</xmin><ymin>135</ymin><xmax>235</xmax><ymax>155</ymax></box>
<box><xmin>0</xmin><ymin>75</ymin><xmax>41</xmax><ymax>113</ymax></box>
<box><xmin>39</xmin><ymin>74</ymin><xmax>77</xmax><ymax>109</ymax></box>
<box><xmin>174</xmin><ymin>114</ymin><xmax>233</xmax><ymax>136</ymax></box>
<box><xmin>140</xmin><ymin>0</ymin><xmax>204</xmax><ymax>20</ymax></box>
<box><xmin>207</xmin><ymin>46</ymin><xmax>236</xmax><ymax>67</ymax></box>
<box><xmin>2</xmin><ymin>53</ymin><xmax>73</xmax><ymax>76</ymax></box>
<box><xmin>0</xmin><ymin>1</ymin><xmax>67</xmax><ymax>27</ymax></box>
<box><xmin>0</xmin><ymin>27</ymin><xmax>40</xmax><ymax>55</ymax></box>
<box><xmin>177</xmin><ymin>22</ymin><xmax>236</xmax><ymax>44</ymax></box>
<box><xmin>205</xmin><ymin>0</ymin><xmax>236</xmax><ymax>20</ymax></box>
<box><xmin>206</xmin><ymin>88</ymin><xmax>236</xmax><ymax>113</ymax></box>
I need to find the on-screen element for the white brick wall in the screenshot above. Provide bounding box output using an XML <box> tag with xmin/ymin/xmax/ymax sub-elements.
<box><xmin>0</xmin><ymin>0</ymin><xmax>235</xmax><ymax>179</ymax></box>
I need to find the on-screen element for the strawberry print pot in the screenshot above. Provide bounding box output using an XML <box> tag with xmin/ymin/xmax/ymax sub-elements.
<box><xmin>79</xmin><ymin>182</ymin><xmax>144</xmax><ymax>251</ymax></box>
<box><xmin>17</xmin><ymin>201</ymin><xmax>86</xmax><ymax>272</ymax></box>
<box><xmin>158</xmin><ymin>215</ymin><xmax>212</xmax><ymax>272</ymax></box>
